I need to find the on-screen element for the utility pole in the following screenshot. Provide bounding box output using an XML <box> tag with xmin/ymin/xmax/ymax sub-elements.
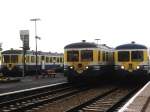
<box><xmin>30</xmin><ymin>18</ymin><xmax>41</xmax><ymax>78</ymax></box>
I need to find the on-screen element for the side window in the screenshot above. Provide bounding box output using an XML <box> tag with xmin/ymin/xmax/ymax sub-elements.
<box><xmin>53</xmin><ymin>57</ymin><xmax>56</xmax><ymax>63</ymax></box>
<box><xmin>46</xmin><ymin>57</ymin><xmax>49</xmax><ymax>63</ymax></box>
<box><xmin>26</xmin><ymin>56</ymin><xmax>30</xmax><ymax>63</ymax></box>
<box><xmin>106</xmin><ymin>52</ymin><xmax>109</xmax><ymax>61</ymax></box>
<box><xmin>57</xmin><ymin>57</ymin><xmax>59</xmax><ymax>63</ymax></box>
<box><xmin>41</xmin><ymin>56</ymin><xmax>45</xmax><ymax>61</ymax></box>
<box><xmin>31</xmin><ymin>56</ymin><xmax>35</xmax><ymax>63</ymax></box>
<box><xmin>50</xmin><ymin>57</ymin><xmax>52</xmax><ymax>63</ymax></box>
<box><xmin>60</xmin><ymin>57</ymin><xmax>62</xmax><ymax>63</ymax></box>
<box><xmin>98</xmin><ymin>51</ymin><xmax>101</xmax><ymax>61</ymax></box>
<box><xmin>102</xmin><ymin>51</ymin><xmax>105</xmax><ymax>61</ymax></box>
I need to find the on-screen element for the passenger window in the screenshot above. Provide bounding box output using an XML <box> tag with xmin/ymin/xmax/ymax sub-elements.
<box><xmin>50</xmin><ymin>57</ymin><xmax>52</xmax><ymax>63</ymax></box>
<box><xmin>46</xmin><ymin>57</ymin><xmax>49</xmax><ymax>63</ymax></box>
<box><xmin>98</xmin><ymin>51</ymin><xmax>101</xmax><ymax>61</ymax></box>
<box><xmin>102</xmin><ymin>51</ymin><xmax>105</xmax><ymax>61</ymax></box>
<box><xmin>31</xmin><ymin>56</ymin><xmax>35</xmax><ymax>63</ymax></box>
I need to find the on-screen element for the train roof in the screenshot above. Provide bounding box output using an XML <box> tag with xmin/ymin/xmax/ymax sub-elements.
<box><xmin>64</xmin><ymin>42</ymin><xmax>97</xmax><ymax>49</ymax></box>
<box><xmin>115</xmin><ymin>42</ymin><xmax>147</xmax><ymax>50</ymax></box>
<box><xmin>2</xmin><ymin>50</ymin><xmax>63</xmax><ymax>56</ymax></box>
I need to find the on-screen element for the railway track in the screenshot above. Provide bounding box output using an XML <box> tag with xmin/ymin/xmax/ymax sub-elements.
<box><xmin>0</xmin><ymin>82</ymin><xmax>144</xmax><ymax>112</ymax></box>
<box><xmin>65</xmin><ymin>84</ymin><xmax>143</xmax><ymax>112</ymax></box>
<box><xmin>35</xmin><ymin>84</ymin><xmax>142</xmax><ymax>112</ymax></box>
<box><xmin>0</xmin><ymin>82</ymin><xmax>72</xmax><ymax>112</ymax></box>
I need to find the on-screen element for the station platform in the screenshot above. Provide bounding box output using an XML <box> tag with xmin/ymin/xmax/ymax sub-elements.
<box><xmin>119</xmin><ymin>81</ymin><xmax>150</xmax><ymax>112</ymax></box>
<box><xmin>0</xmin><ymin>73</ymin><xmax>67</xmax><ymax>94</ymax></box>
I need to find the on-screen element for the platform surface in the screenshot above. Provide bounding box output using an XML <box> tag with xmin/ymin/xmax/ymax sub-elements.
<box><xmin>119</xmin><ymin>81</ymin><xmax>150</xmax><ymax>112</ymax></box>
<box><xmin>0</xmin><ymin>73</ymin><xmax>67</xmax><ymax>94</ymax></box>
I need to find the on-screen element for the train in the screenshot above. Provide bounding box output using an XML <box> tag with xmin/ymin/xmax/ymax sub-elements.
<box><xmin>64</xmin><ymin>40</ymin><xmax>114</xmax><ymax>82</ymax></box>
<box><xmin>0</xmin><ymin>49</ymin><xmax>64</xmax><ymax>76</ymax></box>
<box><xmin>114</xmin><ymin>41</ymin><xmax>150</xmax><ymax>80</ymax></box>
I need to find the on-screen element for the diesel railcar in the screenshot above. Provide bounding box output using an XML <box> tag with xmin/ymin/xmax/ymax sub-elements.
<box><xmin>1</xmin><ymin>49</ymin><xmax>64</xmax><ymax>76</ymax></box>
<box><xmin>64</xmin><ymin>40</ymin><xmax>114</xmax><ymax>82</ymax></box>
<box><xmin>114</xmin><ymin>42</ymin><xmax>150</xmax><ymax>79</ymax></box>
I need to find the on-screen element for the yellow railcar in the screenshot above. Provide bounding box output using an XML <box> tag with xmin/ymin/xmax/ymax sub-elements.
<box><xmin>64</xmin><ymin>40</ymin><xmax>114</xmax><ymax>82</ymax></box>
<box><xmin>114</xmin><ymin>42</ymin><xmax>150</xmax><ymax>79</ymax></box>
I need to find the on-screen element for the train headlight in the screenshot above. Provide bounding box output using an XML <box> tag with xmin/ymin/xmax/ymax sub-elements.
<box><xmin>121</xmin><ymin>65</ymin><xmax>125</xmax><ymax>69</ymax></box>
<box><xmin>85</xmin><ymin>66</ymin><xmax>88</xmax><ymax>69</ymax></box>
<box><xmin>70</xmin><ymin>66</ymin><xmax>73</xmax><ymax>69</ymax></box>
<box><xmin>136</xmin><ymin>66</ymin><xmax>140</xmax><ymax>69</ymax></box>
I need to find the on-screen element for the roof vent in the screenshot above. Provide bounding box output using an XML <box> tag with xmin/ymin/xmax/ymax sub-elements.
<box><xmin>82</xmin><ymin>40</ymin><xmax>86</xmax><ymax>42</ymax></box>
<box><xmin>131</xmin><ymin>41</ymin><xmax>135</xmax><ymax>44</ymax></box>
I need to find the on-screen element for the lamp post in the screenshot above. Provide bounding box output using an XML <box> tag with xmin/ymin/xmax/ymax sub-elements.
<box><xmin>30</xmin><ymin>18</ymin><xmax>41</xmax><ymax>78</ymax></box>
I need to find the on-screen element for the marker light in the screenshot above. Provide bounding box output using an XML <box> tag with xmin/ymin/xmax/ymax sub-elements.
<box><xmin>85</xmin><ymin>66</ymin><xmax>89</xmax><ymax>69</ymax></box>
<box><xmin>70</xmin><ymin>66</ymin><xmax>73</xmax><ymax>69</ymax></box>
<box><xmin>136</xmin><ymin>66</ymin><xmax>140</xmax><ymax>69</ymax></box>
<box><xmin>121</xmin><ymin>65</ymin><xmax>125</xmax><ymax>69</ymax></box>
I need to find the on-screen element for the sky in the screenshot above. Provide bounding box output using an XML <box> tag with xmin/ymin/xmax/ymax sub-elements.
<box><xmin>0</xmin><ymin>0</ymin><xmax>150</xmax><ymax>53</ymax></box>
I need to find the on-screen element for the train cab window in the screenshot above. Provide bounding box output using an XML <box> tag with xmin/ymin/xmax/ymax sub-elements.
<box><xmin>67</xmin><ymin>51</ymin><xmax>79</xmax><ymax>62</ymax></box>
<box><xmin>81</xmin><ymin>50</ymin><xmax>93</xmax><ymax>61</ymax></box>
<box><xmin>3</xmin><ymin>55</ymin><xmax>10</xmax><ymax>63</ymax></box>
<box><xmin>11</xmin><ymin>55</ymin><xmax>18</xmax><ymax>63</ymax></box>
<box><xmin>131</xmin><ymin>51</ymin><xmax>143</xmax><ymax>61</ymax></box>
<box><xmin>118</xmin><ymin>51</ymin><xmax>129</xmax><ymax>62</ymax></box>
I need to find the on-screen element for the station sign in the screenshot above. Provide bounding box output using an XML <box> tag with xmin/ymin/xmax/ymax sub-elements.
<box><xmin>20</xmin><ymin>30</ymin><xmax>30</xmax><ymax>50</ymax></box>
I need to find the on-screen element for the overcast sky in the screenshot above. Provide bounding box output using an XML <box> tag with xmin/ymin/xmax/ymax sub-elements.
<box><xmin>0</xmin><ymin>0</ymin><xmax>150</xmax><ymax>53</ymax></box>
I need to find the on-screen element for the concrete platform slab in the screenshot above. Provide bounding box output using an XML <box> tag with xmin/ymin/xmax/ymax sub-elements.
<box><xmin>119</xmin><ymin>82</ymin><xmax>150</xmax><ymax>112</ymax></box>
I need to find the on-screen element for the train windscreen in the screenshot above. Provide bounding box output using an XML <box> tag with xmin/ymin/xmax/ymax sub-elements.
<box><xmin>3</xmin><ymin>55</ymin><xmax>10</xmax><ymax>63</ymax></box>
<box><xmin>11</xmin><ymin>55</ymin><xmax>18</xmax><ymax>63</ymax></box>
<box><xmin>67</xmin><ymin>51</ymin><xmax>79</xmax><ymax>62</ymax></box>
<box><xmin>118</xmin><ymin>51</ymin><xmax>129</xmax><ymax>62</ymax></box>
<box><xmin>81</xmin><ymin>50</ymin><xmax>93</xmax><ymax>61</ymax></box>
<box><xmin>131</xmin><ymin>51</ymin><xmax>143</xmax><ymax>61</ymax></box>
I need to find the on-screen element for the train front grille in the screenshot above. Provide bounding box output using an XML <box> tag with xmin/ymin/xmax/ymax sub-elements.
<box><xmin>128</xmin><ymin>64</ymin><xmax>132</xmax><ymax>71</ymax></box>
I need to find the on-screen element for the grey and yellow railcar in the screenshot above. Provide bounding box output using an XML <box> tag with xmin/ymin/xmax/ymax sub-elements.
<box><xmin>1</xmin><ymin>49</ymin><xmax>64</xmax><ymax>76</ymax></box>
<box><xmin>64</xmin><ymin>41</ymin><xmax>114</xmax><ymax>82</ymax></box>
<box><xmin>1</xmin><ymin>50</ymin><xmax>25</xmax><ymax>76</ymax></box>
<box><xmin>114</xmin><ymin>42</ymin><xmax>150</xmax><ymax>79</ymax></box>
